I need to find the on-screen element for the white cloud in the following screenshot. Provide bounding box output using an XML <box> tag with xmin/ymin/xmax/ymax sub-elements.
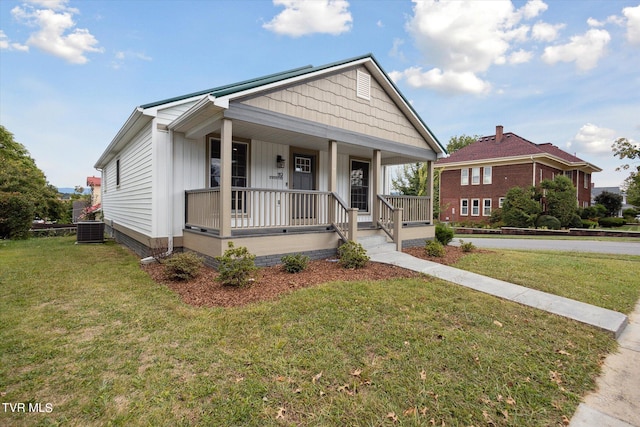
<box><xmin>395</xmin><ymin>66</ymin><xmax>491</xmax><ymax>95</ymax></box>
<box><xmin>10</xmin><ymin>1</ymin><xmax>102</xmax><ymax>64</ymax></box>
<box><xmin>393</xmin><ymin>0</ymin><xmax>549</xmax><ymax>95</ymax></box>
<box><xmin>542</xmin><ymin>29</ymin><xmax>610</xmax><ymax>71</ymax></box>
<box><xmin>567</xmin><ymin>123</ymin><xmax>617</xmax><ymax>155</ymax></box>
<box><xmin>508</xmin><ymin>49</ymin><xmax>533</xmax><ymax>64</ymax></box>
<box><xmin>531</xmin><ymin>21</ymin><xmax>565</xmax><ymax>42</ymax></box>
<box><xmin>263</xmin><ymin>0</ymin><xmax>352</xmax><ymax>37</ymax></box>
<box><xmin>111</xmin><ymin>50</ymin><xmax>153</xmax><ymax>70</ymax></box>
<box><xmin>623</xmin><ymin>4</ymin><xmax>640</xmax><ymax>45</ymax></box>
<box><xmin>0</xmin><ymin>29</ymin><xmax>29</xmax><ymax>52</ymax></box>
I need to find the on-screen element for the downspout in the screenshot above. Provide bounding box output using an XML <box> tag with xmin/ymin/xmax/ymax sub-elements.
<box><xmin>141</xmin><ymin>128</ymin><xmax>174</xmax><ymax>263</ymax></box>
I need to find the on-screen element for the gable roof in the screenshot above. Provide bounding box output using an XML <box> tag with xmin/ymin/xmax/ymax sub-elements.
<box><xmin>145</xmin><ymin>54</ymin><xmax>446</xmax><ymax>154</ymax></box>
<box><xmin>436</xmin><ymin>128</ymin><xmax>601</xmax><ymax>173</ymax></box>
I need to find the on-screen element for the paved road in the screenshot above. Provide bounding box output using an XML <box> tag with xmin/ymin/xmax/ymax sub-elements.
<box><xmin>450</xmin><ymin>237</ymin><xmax>640</xmax><ymax>256</ymax></box>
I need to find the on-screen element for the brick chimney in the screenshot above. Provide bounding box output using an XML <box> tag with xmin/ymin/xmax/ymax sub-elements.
<box><xmin>496</xmin><ymin>125</ymin><xmax>504</xmax><ymax>143</ymax></box>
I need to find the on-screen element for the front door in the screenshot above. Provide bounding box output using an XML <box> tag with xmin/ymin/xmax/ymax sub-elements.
<box><xmin>291</xmin><ymin>153</ymin><xmax>316</xmax><ymax>222</ymax></box>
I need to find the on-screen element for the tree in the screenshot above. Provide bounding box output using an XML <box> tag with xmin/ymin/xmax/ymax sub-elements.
<box><xmin>0</xmin><ymin>125</ymin><xmax>65</xmax><ymax>238</ymax></box>
<box><xmin>594</xmin><ymin>191</ymin><xmax>623</xmax><ymax>217</ymax></box>
<box><xmin>391</xmin><ymin>163</ymin><xmax>441</xmax><ymax>217</ymax></box>
<box><xmin>612</xmin><ymin>137</ymin><xmax>640</xmax><ymax>207</ymax></box>
<box><xmin>540</xmin><ymin>175</ymin><xmax>578</xmax><ymax>227</ymax></box>
<box><xmin>502</xmin><ymin>186</ymin><xmax>541</xmax><ymax>228</ymax></box>
<box><xmin>447</xmin><ymin>134</ymin><xmax>479</xmax><ymax>154</ymax></box>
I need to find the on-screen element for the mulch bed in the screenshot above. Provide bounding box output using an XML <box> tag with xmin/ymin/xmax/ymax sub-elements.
<box><xmin>142</xmin><ymin>245</ymin><xmax>477</xmax><ymax>308</ymax></box>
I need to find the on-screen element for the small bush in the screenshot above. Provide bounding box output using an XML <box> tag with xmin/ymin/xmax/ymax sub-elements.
<box><xmin>281</xmin><ymin>253</ymin><xmax>310</xmax><ymax>273</ymax></box>
<box><xmin>459</xmin><ymin>239</ymin><xmax>476</xmax><ymax>253</ymax></box>
<box><xmin>580</xmin><ymin>219</ymin><xmax>598</xmax><ymax>229</ymax></box>
<box><xmin>425</xmin><ymin>240</ymin><xmax>445</xmax><ymax>257</ymax></box>
<box><xmin>216</xmin><ymin>242</ymin><xmax>258</xmax><ymax>287</ymax></box>
<box><xmin>435</xmin><ymin>223</ymin><xmax>454</xmax><ymax>246</ymax></box>
<box><xmin>163</xmin><ymin>252</ymin><xmax>203</xmax><ymax>281</ymax></box>
<box><xmin>568</xmin><ymin>213</ymin><xmax>583</xmax><ymax>229</ymax></box>
<box><xmin>536</xmin><ymin>215</ymin><xmax>561</xmax><ymax>230</ymax></box>
<box><xmin>598</xmin><ymin>217</ymin><xmax>626</xmax><ymax>228</ymax></box>
<box><xmin>338</xmin><ymin>240</ymin><xmax>369</xmax><ymax>269</ymax></box>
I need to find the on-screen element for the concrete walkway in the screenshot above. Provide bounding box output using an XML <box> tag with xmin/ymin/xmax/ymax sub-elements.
<box><xmin>360</xmin><ymin>236</ymin><xmax>638</xmax><ymax>426</ymax></box>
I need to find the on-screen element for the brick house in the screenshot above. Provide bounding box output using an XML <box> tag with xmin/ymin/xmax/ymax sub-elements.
<box><xmin>435</xmin><ymin>126</ymin><xmax>601</xmax><ymax>224</ymax></box>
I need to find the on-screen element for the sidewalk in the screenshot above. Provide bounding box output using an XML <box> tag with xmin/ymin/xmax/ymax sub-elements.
<box><xmin>361</xmin><ymin>238</ymin><xmax>638</xmax><ymax>426</ymax></box>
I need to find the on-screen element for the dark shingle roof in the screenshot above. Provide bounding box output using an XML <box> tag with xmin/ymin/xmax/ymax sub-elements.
<box><xmin>436</xmin><ymin>131</ymin><xmax>589</xmax><ymax>165</ymax></box>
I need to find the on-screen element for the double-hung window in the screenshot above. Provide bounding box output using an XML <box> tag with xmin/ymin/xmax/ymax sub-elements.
<box><xmin>483</xmin><ymin>199</ymin><xmax>491</xmax><ymax>216</ymax></box>
<box><xmin>460</xmin><ymin>199</ymin><xmax>469</xmax><ymax>216</ymax></box>
<box><xmin>461</xmin><ymin>169</ymin><xmax>469</xmax><ymax>185</ymax></box>
<box><xmin>483</xmin><ymin>166</ymin><xmax>492</xmax><ymax>184</ymax></box>
<box><xmin>350</xmin><ymin>159</ymin><xmax>370</xmax><ymax>212</ymax></box>
<box><xmin>472</xmin><ymin>167</ymin><xmax>480</xmax><ymax>185</ymax></box>
<box><xmin>471</xmin><ymin>199</ymin><xmax>480</xmax><ymax>216</ymax></box>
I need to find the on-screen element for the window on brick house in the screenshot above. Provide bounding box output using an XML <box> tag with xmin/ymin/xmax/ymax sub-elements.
<box><xmin>499</xmin><ymin>197</ymin><xmax>505</xmax><ymax>208</ymax></box>
<box><xmin>461</xmin><ymin>169</ymin><xmax>469</xmax><ymax>185</ymax></box>
<box><xmin>460</xmin><ymin>199</ymin><xmax>469</xmax><ymax>216</ymax></box>
<box><xmin>483</xmin><ymin>166</ymin><xmax>492</xmax><ymax>184</ymax></box>
<box><xmin>471</xmin><ymin>199</ymin><xmax>480</xmax><ymax>216</ymax></box>
<box><xmin>472</xmin><ymin>167</ymin><xmax>480</xmax><ymax>185</ymax></box>
<box><xmin>483</xmin><ymin>199</ymin><xmax>491</xmax><ymax>216</ymax></box>
<box><xmin>584</xmin><ymin>173</ymin><xmax>589</xmax><ymax>189</ymax></box>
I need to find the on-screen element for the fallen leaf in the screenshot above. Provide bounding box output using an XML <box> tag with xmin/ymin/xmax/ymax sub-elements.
<box><xmin>403</xmin><ymin>407</ymin><xmax>417</xmax><ymax>416</ymax></box>
<box><xmin>351</xmin><ymin>368</ymin><xmax>362</xmax><ymax>377</ymax></box>
<box><xmin>420</xmin><ymin>407</ymin><xmax>428</xmax><ymax>415</ymax></box>
<box><xmin>319</xmin><ymin>390</ymin><xmax>326</xmax><ymax>396</ymax></box>
<box><xmin>501</xmin><ymin>409</ymin><xmax>509</xmax><ymax>420</ymax></box>
<box><xmin>312</xmin><ymin>372</ymin><xmax>322</xmax><ymax>384</ymax></box>
<box><xmin>493</xmin><ymin>320</ymin><xmax>503</xmax><ymax>327</ymax></box>
<box><xmin>235</xmin><ymin>377</ymin><xmax>244</xmax><ymax>383</ymax></box>
<box><xmin>294</xmin><ymin>388</ymin><xmax>302</xmax><ymax>394</ymax></box>
<box><xmin>404</xmin><ymin>341</ymin><xmax>410</xmax><ymax>346</ymax></box>
<box><xmin>562</xmin><ymin>415</ymin><xmax>570</xmax><ymax>425</ymax></box>
<box><xmin>557</xmin><ymin>349</ymin><xmax>571</xmax><ymax>356</ymax></box>
<box><xmin>420</xmin><ymin>370</ymin><xmax>427</xmax><ymax>380</ymax></box>
<box><xmin>506</xmin><ymin>396</ymin><xmax>516</xmax><ymax>405</ymax></box>
<box><xmin>386</xmin><ymin>412</ymin><xmax>398</xmax><ymax>422</ymax></box>
<box><xmin>337</xmin><ymin>384</ymin><xmax>349</xmax><ymax>392</ymax></box>
<box><xmin>276</xmin><ymin>407</ymin><xmax>286</xmax><ymax>419</ymax></box>
<box><xmin>550</xmin><ymin>370</ymin><xmax>563</xmax><ymax>384</ymax></box>
<box><xmin>275</xmin><ymin>375</ymin><xmax>286</xmax><ymax>382</ymax></box>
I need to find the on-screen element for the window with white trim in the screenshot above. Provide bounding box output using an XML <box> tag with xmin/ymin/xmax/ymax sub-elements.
<box><xmin>460</xmin><ymin>199</ymin><xmax>469</xmax><ymax>216</ymax></box>
<box><xmin>499</xmin><ymin>197</ymin><xmax>505</xmax><ymax>208</ymax></box>
<box><xmin>483</xmin><ymin>166</ymin><xmax>492</xmax><ymax>184</ymax></box>
<box><xmin>471</xmin><ymin>199</ymin><xmax>480</xmax><ymax>216</ymax></box>
<box><xmin>483</xmin><ymin>199</ymin><xmax>491</xmax><ymax>216</ymax></box>
<box><xmin>584</xmin><ymin>173</ymin><xmax>589</xmax><ymax>189</ymax></box>
<box><xmin>210</xmin><ymin>137</ymin><xmax>248</xmax><ymax>211</ymax></box>
<box><xmin>461</xmin><ymin>169</ymin><xmax>469</xmax><ymax>185</ymax></box>
<box><xmin>472</xmin><ymin>167</ymin><xmax>480</xmax><ymax>185</ymax></box>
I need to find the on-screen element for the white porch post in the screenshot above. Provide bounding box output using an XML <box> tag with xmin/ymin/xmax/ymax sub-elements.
<box><xmin>426</xmin><ymin>160</ymin><xmax>434</xmax><ymax>223</ymax></box>
<box><xmin>328</xmin><ymin>140</ymin><xmax>338</xmax><ymax>193</ymax></box>
<box><xmin>372</xmin><ymin>149</ymin><xmax>382</xmax><ymax>227</ymax></box>
<box><xmin>220</xmin><ymin>118</ymin><xmax>232</xmax><ymax>237</ymax></box>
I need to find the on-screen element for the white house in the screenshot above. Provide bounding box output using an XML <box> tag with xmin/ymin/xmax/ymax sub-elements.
<box><xmin>94</xmin><ymin>54</ymin><xmax>447</xmax><ymax>265</ymax></box>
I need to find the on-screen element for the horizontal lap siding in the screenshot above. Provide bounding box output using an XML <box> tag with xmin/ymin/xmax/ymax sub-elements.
<box><xmin>240</xmin><ymin>66</ymin><xmax>426</xmax><ymax>148</ymax></box>
<box><xmin>103</xmin><ymin>125</ymin><xmax>153</xmax><ymax>235</ymax></box>
<box><xmin>157</xmin><ymin>100</ymin><xmax>199</xmax><ymax>124</ymax></box>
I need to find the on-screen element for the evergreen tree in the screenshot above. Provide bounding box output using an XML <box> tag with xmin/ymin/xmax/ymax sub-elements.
<box><xmin>540</xmin><ymin>175</ymin><xmax>578</xmax><ymax>227</ymax></box>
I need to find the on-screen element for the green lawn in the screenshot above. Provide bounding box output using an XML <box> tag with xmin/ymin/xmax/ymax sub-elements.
<box><xmin>453</xmin><ymin>250</ymin><xmax>640</xmax><ymax>314</ymax></box>
<box><xmin>0</xmin><ymin>237</ymin><xmax>619</xmax><ymax>426</ymax></box>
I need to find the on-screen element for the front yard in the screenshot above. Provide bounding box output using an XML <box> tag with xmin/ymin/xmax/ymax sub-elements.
<box><xmin>1</xmin><ymin>237</ymin><xmax>633</xmax><ymax>426</ymax></box>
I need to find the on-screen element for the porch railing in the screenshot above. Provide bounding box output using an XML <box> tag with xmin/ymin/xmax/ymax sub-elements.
<box><xmin>186</xmin><ymin>188</ymin><xmax>355</xmax><ymax>236</ymax></box>
<box><xmin>382</xmin><ymin>195</ymin><xmax>431</xmax><ymax>223</ymax></box>
<box><xmin>377</xmin><ymin>195</ymin><xmax>396</xmax><ymax>240</ymax></box>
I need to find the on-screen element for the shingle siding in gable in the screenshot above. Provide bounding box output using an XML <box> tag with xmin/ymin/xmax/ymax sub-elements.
<box><xmin>238</xmin><ymin>66</ymin><xmax>427</xmax><ymax>149</ymax></box>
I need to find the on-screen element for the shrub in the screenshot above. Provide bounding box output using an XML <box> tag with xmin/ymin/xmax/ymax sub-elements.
<box><xmin>598</xmin><ymin>217</ymin><xmax>626</xmax><ymax>228</ymax></box>
<box><xmin>435</xmin><ymin>223</ymin><xmax>454</xmax><ymax>245</ymax></box>
<box><xmin>459</xmin><ymin>239</ymin><xmax>476</xmax><ymax>253</ymax></box>
<box><xmin>580</xmin><ymin>219</ymin><xmax>598</xmax><ymax>229</ymax></box>
<box><xmin>568</xmin><ymin>213</ymin><xmax>584</xmax><ymax>229</ymax></box>
<box><xmin>215</xmin><ymin>242</ymin><xmax>258</xmax><ymax>287</ymax></box>
<box><xmin>281</xmin><ymin>253</ymin><xmax>310</xmax><ymax>273</ymax></box>
<box><xmin>536</xmin><ymin>215</ymin><xmax>561</xmax><ymax>230</ymax></box>
<box><xmin>425</xmin><ymin>240</ymin><xmax>445</xmax><ymax>257</ymax></box>
<box><xmin>163</xmin><ymin>252</ymin><xmax>203</xmax><ymax>281</ymax></box>
<box><xmin>0</xmin><ymin>192</ymin><xmax>34</xmax><ymax>239</ymax></box>
<box><xmin>338</xmin><ymin>240</ymin><xmax>369</xmax><ymax>269</ymax></box>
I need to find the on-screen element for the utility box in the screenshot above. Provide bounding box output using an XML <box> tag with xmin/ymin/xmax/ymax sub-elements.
<box><xmin>76</xmin><ymin>221</ymin><xmax>105</xmax><ymax>244</ymax></box>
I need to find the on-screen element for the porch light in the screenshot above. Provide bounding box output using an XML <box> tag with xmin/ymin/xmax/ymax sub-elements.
<box><xmin>276</xmin><ymin>155</ymin><xmax>285</xmax><ymax>169</ymax></box>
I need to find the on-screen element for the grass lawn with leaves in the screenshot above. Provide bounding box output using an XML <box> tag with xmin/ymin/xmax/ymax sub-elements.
<box><xmin>0</xmin><ymin>237</ymin><xmax>618</xmax><ymax>426</ymax></box>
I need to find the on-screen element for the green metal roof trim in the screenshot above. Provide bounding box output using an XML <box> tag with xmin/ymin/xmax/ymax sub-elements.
<box><xmin>139</xmin><ymin>53</ymin><xmax>445</xmax><ymax>153</ymax></box>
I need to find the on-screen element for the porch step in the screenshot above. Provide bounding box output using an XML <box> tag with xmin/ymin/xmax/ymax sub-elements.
<box><xmin>358</xmin><ymin>234</ymin><xmax>396</xmax><ymax>255</ymax></box>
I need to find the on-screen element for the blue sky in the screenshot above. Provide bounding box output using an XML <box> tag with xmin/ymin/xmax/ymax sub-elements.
<box><xmin>1</xmin><ymin>0</ymin><xmax>639</xmax><ymax>188</ymax></box>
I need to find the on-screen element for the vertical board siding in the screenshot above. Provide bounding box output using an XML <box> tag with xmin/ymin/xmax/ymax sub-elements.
<box><xmin>250</xmin><ymin>139</ymin><xmax>289</xmax><ymax>190</ymax></box>
<box><xmin>173</xmin><ymin>133</ymin><xmax>206</xmax><ymax>236</ymax></box>
<box><xmin>102</xmin><ymin>125</ymin><xmax>153</xmax><ymax>235</ymax></box>
<box><xmin>240</xmin><ymin>66</ymin><xmax>426</xmax><ymax>148</ymax></box>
